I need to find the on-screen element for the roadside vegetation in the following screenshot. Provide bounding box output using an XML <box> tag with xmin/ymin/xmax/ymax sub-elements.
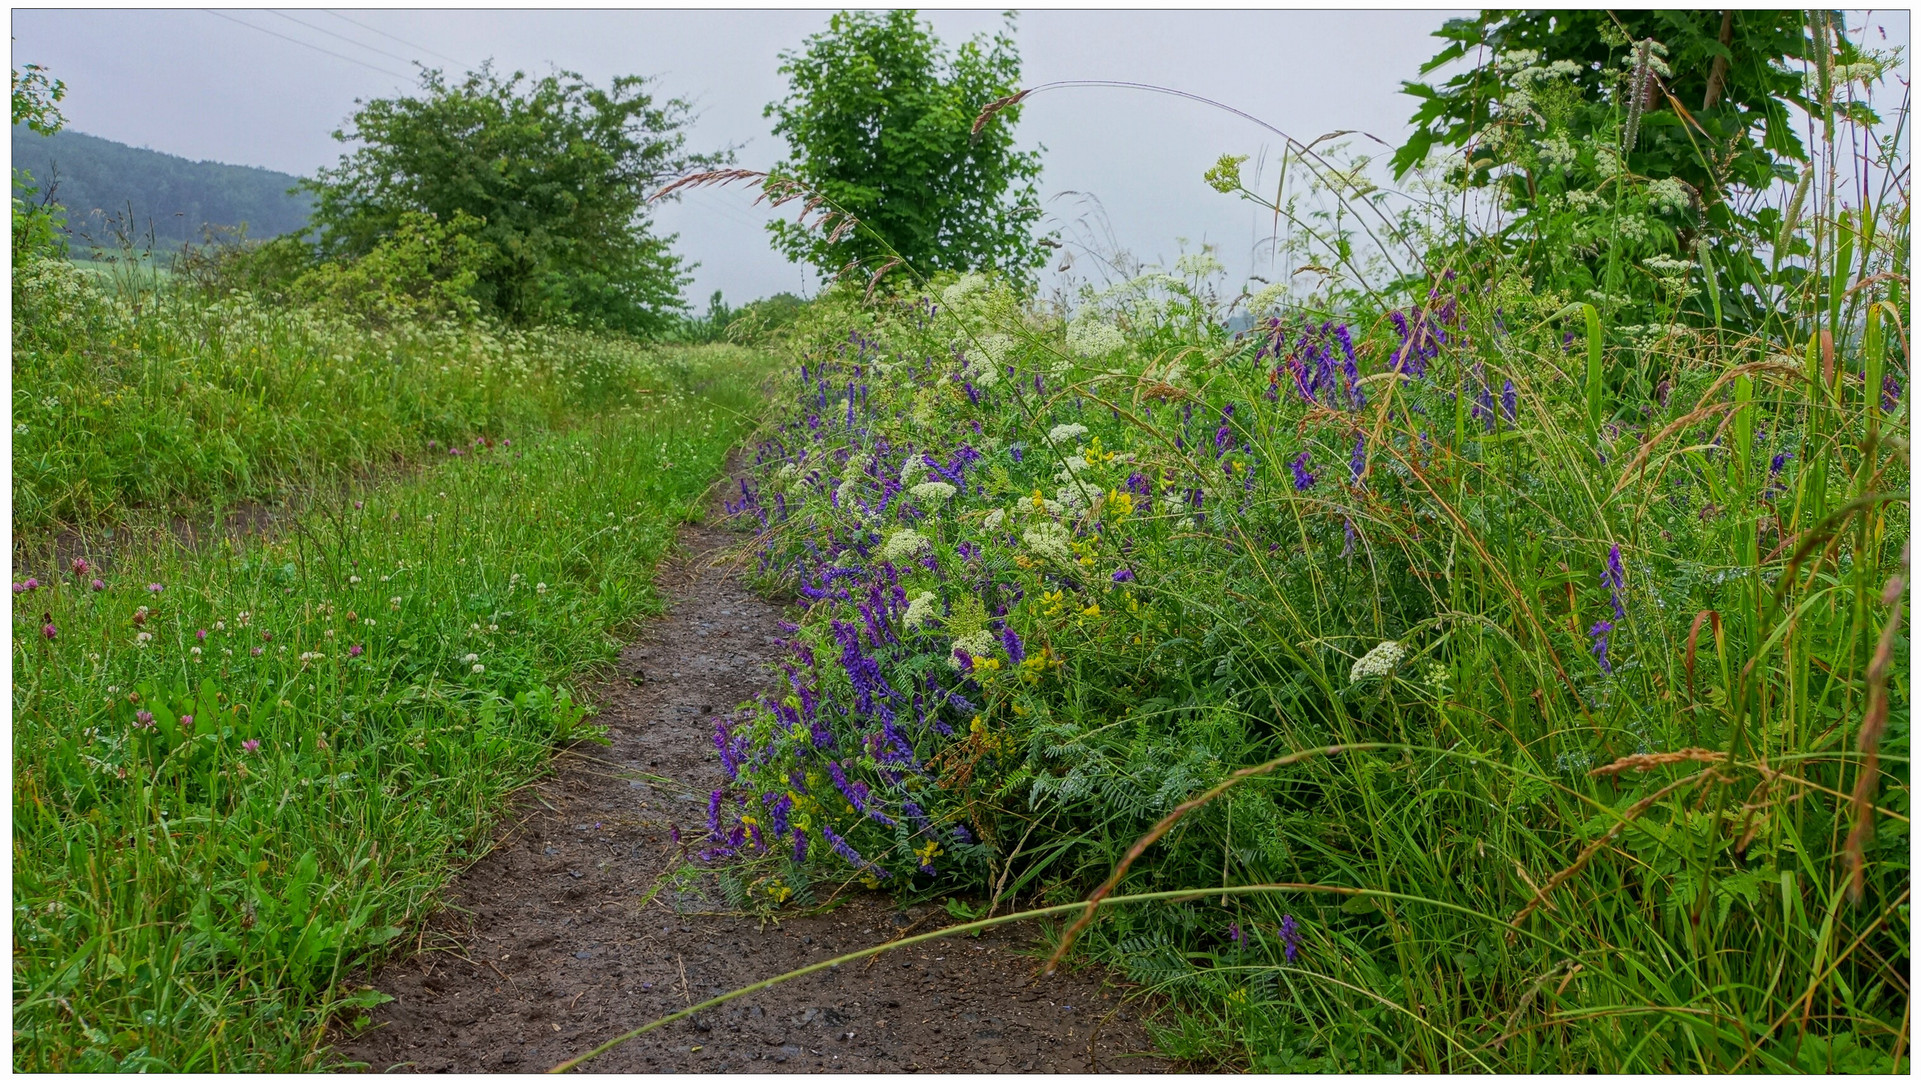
<box><xmin>687</xmin><ymin>10</ymin><xmax>1911</xmax><ymax>1073</ymax></box>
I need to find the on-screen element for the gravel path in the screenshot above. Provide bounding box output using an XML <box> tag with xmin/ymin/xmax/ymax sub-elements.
<box><xmin>337</xmin><ymin>511</ymin><xmax>1163</xmax><ymax>1073</ymax></box>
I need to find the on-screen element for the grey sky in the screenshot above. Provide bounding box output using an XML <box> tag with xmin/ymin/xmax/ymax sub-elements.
<box><xmin>10</xmin><ymin>8</ymin><xmax>1909</xmax><ymax>305</ymax></box>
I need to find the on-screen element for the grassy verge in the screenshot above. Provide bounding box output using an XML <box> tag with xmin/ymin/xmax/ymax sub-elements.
<box><xmin>12</xmin><ymin>343</ymin><xmax>768</xmax><ymax>1071</ymax></box>
<box><xmin>12</xmin><ymin>257</ymin><xmax>681</xmax><ymax>530</ymax></box>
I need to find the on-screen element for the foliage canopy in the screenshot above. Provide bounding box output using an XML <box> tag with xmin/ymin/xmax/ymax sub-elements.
<box><xmin>305</xmin><ymin>64</ymin><xmax>721</xmax><ymax>334</ymax></box>
<box><xmin>765</xmin><ymin>10</ymin><xmax>1046</xmax><ymax>285</ymax></box>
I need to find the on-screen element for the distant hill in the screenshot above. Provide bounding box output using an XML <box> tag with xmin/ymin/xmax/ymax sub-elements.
<box><xmin>11</xmin><ymin>126</ymin><xmax>313</xmax><ymax>253</ymax></box>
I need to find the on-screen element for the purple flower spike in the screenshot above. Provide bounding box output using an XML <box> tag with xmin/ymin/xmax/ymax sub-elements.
<box><xmin>1290</xmin><ymin>452</ymin><xmax>1316</xmax><ymax>491</ymax></box>
<box><xmin>1280</xmin><ymin>914</ymin><xmax>1302</xmax><ymax>963</ymax></box>
<box><xmin>1589</xmin><ymin>620</ymin><xmax>1615</xmax><ymax>674</ymax></box>
<box><xmin>1111</xmin><ymin>567</ymin><xmax>1135</xmax><ymax>583</ymax></box>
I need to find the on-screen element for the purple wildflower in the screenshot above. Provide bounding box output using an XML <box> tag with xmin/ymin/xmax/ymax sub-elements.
<box><xmin>1290</xmin><ymin>452</ymin><xmax>1316</xmax><ymax>491</ymax></box>
<box><xmin>134</xmin><ymin>710</ymin><xmax>155</xmax><ymax>731</ymax></box>
<box><xmin>1350</xmin><ymin>432</ymin><xmax>1366</xmax><ymax>485</ymax></box>
<box><xmin>1000</xmin><ymin>625</ymin><xmax>1025</xmax><ymax>664</ymax></box>
<box><xmin>1589</xmin><ymin>620</ymin><xmax>1614</xmax><ymax>674</ymax></box>
<box><xmin>1501</xmin><ymin>379</ymin><xmax>1517</xmax><ymax>422</ymax></box>
<box><xmin>1601</xmin><ymin>544</ymin><xmax>1626</xmax><ymax>620</ymax></box>
<box><xmin>90</xmin><ymin>579</ymin><xmax>104</xmax><ymax>592</ymax></box>
<box><xmin>1112</xmin><ymin>567</ymin><xmax>1135</xmax><ymax>583</ymax></box>
<box><xmin>242</xmin><ymin>738</ymin><xmax>260</xmax><ymax>753</ymax></box>
<box><xmin>41</xmin><ymin>622</ymin><xmax>56</xmax><ymax>641</ymax></box>
<box><xmin>1279</xmin><ymin>914</ymin><xmax>1302</xmax><ymax>963</ymax></box>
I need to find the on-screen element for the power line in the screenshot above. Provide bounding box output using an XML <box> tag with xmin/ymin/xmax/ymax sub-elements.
<box><xmin>266</xmin><ymin>10</ymin><xmax>422</xmax><ymax>73</ymax></box>
<box><xmin>321</xmin><ymin>9</ymin><xmax>472</xmax><ymax>71</ymax></box>
<box><xmin>201</xmin><ymin>9</ymin><xmax>411</xmax><ymax>80</ymax></box>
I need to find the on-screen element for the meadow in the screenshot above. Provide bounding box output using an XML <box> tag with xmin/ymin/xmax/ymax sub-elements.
<box><xmin>11</xmin><ymin>253</ymin><xmax>771</xmax><ymax>1069</ymax></box>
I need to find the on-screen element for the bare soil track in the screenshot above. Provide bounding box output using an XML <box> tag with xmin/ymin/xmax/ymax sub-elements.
<box><xmin>338</xmin><ymin>509</ymin><xmax>1163</xmax><ymax>1074</ymax></box>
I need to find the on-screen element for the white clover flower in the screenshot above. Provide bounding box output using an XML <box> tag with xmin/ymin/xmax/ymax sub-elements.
<box><xmin>472</xmin><ymin>664</ymin><xmax>485</xmax><ymax>674</ymax></box>
<box><xmin>390</xmin><ymin>596</ymin><xmax>404</xmax><ymax>609</ymax></box>
<box><xmin>1045</xmin><ymin>423</ymin><xmax>1088</xmax><ymax>447</ymax></box>
<box><xmin>899</xmin><ymin>454</ymin><xmax>928</xmax><ymax>487</ymax></box>
<box><xmin>1350</xmin><ymin>640</ymin><xmax>1409</xmax><ymax>683</ymax></box>
<box><xmin>903</xmin><ymin>590</ymin><xmax>940</xmax><ymax>631</ymax></box>
<box><xmin>910</xmin><ymin>481</ymin><xmax>956</xmax><ymax>504</ymax></box>
<box><xmin>1022</xmin><ymin>522</ymin><xmax>1074</xmax><ymax>563</ymax></box>
<box><xmin>348</xmin><ymin>575</ymin><xmax>362</xmax><ymax>585</ymax></box>
<box><xmin>535</xmin><ymin>582</ymin><xmax>549</xmax><ymax>594</ymax></box>
<box><xmin>880</xmin><ymin>529</ymin><xmax>931</xmax><ymax>562</ymax></box>
<box><xmin>948</xmin><ymin>629</ymin><xmax>998</xmax><ymax>669</ymax></box>
<box><xmin>463</xmin><ymin>653</ymin><xmax>480</xmax><ymax>664</ymax></box>
<box><xmin>983</xmin><ymin>508</ymin><xmax>1007</xmax><ymax>529</ymax></box>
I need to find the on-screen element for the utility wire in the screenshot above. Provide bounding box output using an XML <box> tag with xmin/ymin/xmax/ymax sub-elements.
<box><xmin>321</xmin><ymin>9</ymin><xmax>472</xmax><ymax>71</ymax></box>
<box><xmin>201</xmin><ymin>9</ymin><xmax>411</xmax><ymax>80</ymax></box>
<box><xmin>267</xmin><ymin>9</ymin><xmax>422</xmax><ymax>73</ymax></box>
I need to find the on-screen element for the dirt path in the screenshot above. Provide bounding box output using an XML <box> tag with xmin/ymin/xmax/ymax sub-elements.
<box><xmin>338</xmin><ymin>512</ymin><xmax>1163</xmax><ymax>1074</ymax></box>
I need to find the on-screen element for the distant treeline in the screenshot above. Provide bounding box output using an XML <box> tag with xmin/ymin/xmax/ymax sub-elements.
<box><xmin>11</xmin><ymin>125</ymin><xmax>312</xmax><ymax>253</ymax></box>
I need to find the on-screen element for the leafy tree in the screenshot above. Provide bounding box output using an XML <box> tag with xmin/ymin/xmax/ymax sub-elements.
<box><xmin>12</xmin><ymin>63</ymin><xmax>67</xmax><ymax>262</ymax></box>
<box><xmin>1391</xmin><ymin>10</ymin><xmax>1881</xmax><ymax>330</ymax></box>
<box><xmin>765</xmin><ymin>10</ymin><xmax>1045</xmax><ymax>285</ymax></box>
<box><xmin>305</xmin><ymin>64</ymin><xmax>721</xmax><ymax>333</ymax></box>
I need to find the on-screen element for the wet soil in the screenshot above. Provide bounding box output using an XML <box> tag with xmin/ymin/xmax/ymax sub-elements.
<box><xmin>337</xmin><ymin>513</ymin><xmax>1163</xmax><ymax>1073</ymax></box>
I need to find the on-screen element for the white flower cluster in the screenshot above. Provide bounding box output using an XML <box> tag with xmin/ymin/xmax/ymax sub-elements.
<box><xmin>903</xmin><ymin>590</ymin><xmax>940</xmax><ymax>631</ymax></box>
<box><xmin>1647</xmin><ymin>177</ymin><xmax>1692</xmax><ymax>215</ymax></box>
<box><xmin>941</xmin><ymin>272</ymin><xmax>989</xmax><ymax>309</ymax></box>
<box><xmin>900</xmin><ymin>453</ymin><xmax>928</xmax><ymax>487</ymax></box>
<box><xmin>1349</xmin><ymin>640</ymin><xmax>1408</xmax><ymax>683</ymax></box>
<box><xmin>983</xmin><ymin>508</ymin><xmax>1007</xmax><ymax>529</ymax></box>
<box><xmin>910</xmin><ymin>481</ymin><xmax>956</xmax><ymax>504</ymax></box>
<box><xmin>1045</xmin><ymin>423</ymin><xmax>1088</xmax><ymax>447</ymax></box>
<box><xmin>948</xmin><ymin>629</ymin><xmax>998</xmax><ymax>669</ymax></box>
<box><xmin>1066</xmin><ymin>314</ymin><xmax>1127</xmax><ymax>358</ymax></box>
<box><xmin>965</xmin><ymin>333</ymin><xmax>1010</xmax><ymax>387</ymax></box>
<box><xmin>1022</xmin><ymin>521</ymin><xmax>1074</xmax><ymax>563</ymax></box>
<box><xmin>880</xmin><ymin>529</ymin><xmax>931</xmax><ymax>562</ymax></box>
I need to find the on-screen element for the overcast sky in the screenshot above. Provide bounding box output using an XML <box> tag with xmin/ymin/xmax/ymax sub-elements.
<box><xmin>10</xmin><ymin>8</ymin><xmax>1911</xmax><ymax>305</ymax></box>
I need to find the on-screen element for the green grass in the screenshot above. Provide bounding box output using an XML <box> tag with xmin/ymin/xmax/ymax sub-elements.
<box><xmin>11</xmin><ymin>338</ymin><xmax>770</xmax><ymax>1071</ymax></box>
<box><xmin>12</xmin><ymin>257</ymin><xmax>683</xmax><ymax>530</ymax></box>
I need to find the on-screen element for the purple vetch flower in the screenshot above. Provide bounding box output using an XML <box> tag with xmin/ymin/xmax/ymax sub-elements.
<box><xmin>1501</xmin><ymin>380</ymin><xmax>1517</xmax><ymax>422</ymax></box>
<box><xmin>1225</xmin><ymin>922</ymin><xmax>1243</xmax><ymax>944</ymax></box>
<box><xmin>1884</xmin><ymin>373</ymin><xmax>1904</xmax><ymax>413</ymax></box>
<box><xmin>820</xmin><ymin>824</ymin><xmax>887</xmax><ymax>878</ymax></box>
<box><xmin>1111</xmin><ymin>567</ymin><xmax>1135</xmax><ymax>583</ymax></box>
<box><xmin>1000</xmin><ymin>625</ymin><xmax>1026</xmax><ymax>664</ymax></box>
<box><xmin>1349</xmin><ymin>432</ymin><xmax>1366</xmax><ymax>485</ymax></box>
<box><xmin>1770</xmin><ymin>451</ymin><xmax>1793</xmax><ymax>477</ymax></box>
<box><xmin>1290</xmin><ymin>452</ymin><xmax>1316</xmax><ymax>491</ymax></box>
<box><xmin>706</xmin><ymin>789</ymin><xmax>726</xmax><ymax>840</ymax></box>
<box><xmin>1342</xmin><ymin>516</ymin><xmax>1357</xmax><ymax>559</ymax></box>
<box><xmin>1601</xmin><ymin>544</ymin><xmax>1626</xmax><ymax>620</ymax></box>
<box><xmin>1589</xmin><ymin>620</ymin><xmax>1615</xmax><ymax>674</ymax></box>
<box><xmin>1279</xmin><ymin>914</ymin><xmax>1302</xmax><ymax>963</ymax></box>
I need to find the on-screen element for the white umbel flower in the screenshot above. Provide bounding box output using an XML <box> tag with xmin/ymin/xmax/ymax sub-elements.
<box><xmin>903</xmin><ymin>591</ymin><xmax>940</xmax><ymax>631</ymax></box>
<box><xmin>983</xmin><ymin>508</ymin><xmax>1007</xmax><ymax>529</ymax></box>
<box><xmin>1022</xmin><ymin>522</ymin><xmax>1073</xmax><ymax>563</ymax></box>
<box><xmin>948</xmin><ymin>629</ymin><xmax>998</xmax><ymax>669</ymax></box>
<box><xmin>880</xmin><ymin>529</ymin><xmax>931</xmax><ymax>562</ymax></box>
<box><xmin>900</xmin><ymin>453</ymin><xmax>928</xmax><ymax>487</ymax></box>
<box><xmin>1045</xmin><ymin>423</ymin><xmax>1088</xmax><ymax>447</ymax></box>
<box><xmin>910</xmin><ymin>481</ymin><xmax>956</xmax><ymax>504</ymax></box>
<box><xmin>1350</xmin><ymin>640</ymin><xmax>1408</xmax><ymax>683</ymax></box>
